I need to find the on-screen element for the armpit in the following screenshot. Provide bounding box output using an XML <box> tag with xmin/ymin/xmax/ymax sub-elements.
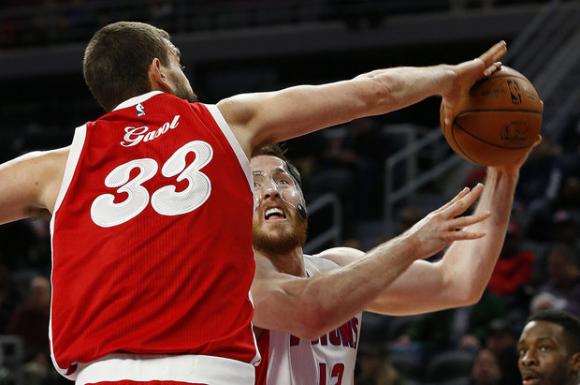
<box><xmin>25</xmin><ymin>206</ymin><xmax>52</xmax><ymax>220</ymax></box>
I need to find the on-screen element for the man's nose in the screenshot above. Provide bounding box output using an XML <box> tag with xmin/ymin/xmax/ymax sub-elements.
<box><xmin>261</xmin><ymin>181</ymin><xmax>280</xmax><ymax>198</ymax></box>
<box><xmin>520</xmin><ymin>350</ymin><xmax>539</xmax><ymax>367</ymax></box>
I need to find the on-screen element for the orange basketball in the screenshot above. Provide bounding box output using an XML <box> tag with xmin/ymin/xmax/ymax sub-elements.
<box><xmin>441</xmin><ymin>66</ymin><xmax>543</xmax><ymax>166</ymax></box>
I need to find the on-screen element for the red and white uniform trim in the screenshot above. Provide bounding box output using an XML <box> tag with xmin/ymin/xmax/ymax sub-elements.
<box><xmin>75</xmin><ymin>354</ymin><xmax>254</xmax><ymax>385</ymax></box>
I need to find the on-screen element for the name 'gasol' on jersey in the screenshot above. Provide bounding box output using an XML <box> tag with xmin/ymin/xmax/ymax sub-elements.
<box><xmin>121</xmin><ymin>115</ymin><xmax>181</xmax><ymax>147</ymax></box>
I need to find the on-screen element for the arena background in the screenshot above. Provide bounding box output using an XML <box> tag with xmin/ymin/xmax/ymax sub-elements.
<box><xmin>0</xmin><ymin>0</ymin><xmax>579</xmax><ymax>384</ymax></box>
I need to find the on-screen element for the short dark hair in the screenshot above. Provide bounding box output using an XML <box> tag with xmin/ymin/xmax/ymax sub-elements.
<box><xmin>253</xmin><ymin>144</ymin><xmax>303</xmax><ymax>187</ymax></box>
<box><xmin>526</xmin><ymin>310</ymin><xmax>580</xmax><ymax>353</ymax></box>
<box><xmin>83</xmin><ymin>21</ymin><xmax>171</xmax><ymax>112</ymax></box>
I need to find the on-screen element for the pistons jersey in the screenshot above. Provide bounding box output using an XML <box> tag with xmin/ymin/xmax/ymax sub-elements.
<box><xmin>255</xmin><ymin>256</ymin><xmax>362</xmax><ymax>385</ymax></box>
<box><xmin>50</xmin><ymin>91</ymin><xmax>259</xmax><ymax>379</ymax></box>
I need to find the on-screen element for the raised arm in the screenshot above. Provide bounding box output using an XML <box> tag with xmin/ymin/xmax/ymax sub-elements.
<box><xmin>218</xmin><ymin>41</ymin><xmax>506</xmax><ymax>155</ymax></box>
<box><xmin>251</xmin><ymin>186</ymin><xmax>488</xmax><ymax>339</ymax></box>
<box><xmin>0</xmin><ymin>148</ymin><xmax>67</xmax><ymax>224</ymax></box>
<box><xmin>322</xmin><ymin>146</ymin><xmax>536</xmax><ymax>316</ymax></box>
<box><xmin>360</xmin><ymin>166</ymin><xmax>518</xmax><ymax>315</ymax></box>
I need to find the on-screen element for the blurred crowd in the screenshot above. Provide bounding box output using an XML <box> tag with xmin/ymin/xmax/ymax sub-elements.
<box><xmin>0</xmin><ymin>0</ymin><xmax>554</xmax><ymax>49</ymax></box>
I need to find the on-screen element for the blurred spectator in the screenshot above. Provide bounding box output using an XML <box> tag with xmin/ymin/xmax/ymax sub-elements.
<box><xmin>0</xmin><ymin>221</ymin><xmax>39</xmax><ymax>271</ymax></box>
<box><xmin>15</xmin><ymin>352</ymin><xmax>50</xmax><ymax>385</ymax></box>
<box><xmin>7</xmin><ymin>275</ymin><xmax>51</xmax><ymax>357</ymax></box>
<box><xmin>469</xmin><ymin>348</ymin><xmax>502</xmax><ymax>385</ymax></box>
<box><xmin>0</xmin><ymin>263</ymin><xmax>19</xmax><ymax>333</ymax></box>
<box><xmin>487</xmin><ymin>223</ymin><xmax>534</xmax><ymax>311</ymax></box>
<box><xmin>530</xmin><ymin>243</ymin><xmax>580</xmax><ymax>317</ymax></box>
<box><xmin>561</xmin><ymin>114</ymin><xmax>580</xmax><ymax>153</ymax></box>
<box><xmin>523</xmin><ymin>145</ymin><xmax>580</xmax><ymax>244</ymax></box>
<box><xmin>516</xmin><ymin>139</ymin><xmax>561</xmax><ymax>214</ymax></box>
<box><xmin>357</xmin><ymin>343</ymin><xmax>406</xmax><ymax>385</ymax></box>
<box><xmin>401</xmin><ymin>290</ymin><xmax>506</xmax><ymax>357</ymax></box>
<box><xmin>484</xmin><ymin>319</ymin><xmax>521</xmax><ymax>385</ymax></box>
<box><xmin>551</xmin><ymin>209</ymin><xmax>580</xmax><ymax>249</ymax></box>
<box><xmin>314</xmin><ymin>118</ymin><xmax>386</xmax><ymax>222</ymax></box>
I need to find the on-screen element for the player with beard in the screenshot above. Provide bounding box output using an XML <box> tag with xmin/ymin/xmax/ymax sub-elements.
<box><xmin>250</xmin><ymin>144</ymin><xmax>532</xmax><ymax>385</ymax></box>
<box><xmin>518</xmin><ymin>311</ymin><xmax>580</xmax><ymax>385</ymax></box>
<box><xmin>0</xmin><ymin>19</ymin><xmax>508</xmax><ymax>385</ymax></box>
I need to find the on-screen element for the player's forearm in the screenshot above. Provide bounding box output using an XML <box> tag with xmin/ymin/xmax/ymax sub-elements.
<box><xmin>441</xmin><ymin>167</ymin><xmax>518</xmax><ymax>303</ymax></box>
<box><xmin>226</xmin><ymin>65</ymin><xmax>455</xmax><ymax>148</ymax></box>
<box><xmin>277</xmin><ymin>235</ymin><xmax>417</xmax><ymax>339</ymax></box>
<box><xmin>353</xmin><ymin>65</ymin><xmax>455</xmax><ymax>116</ymax></box>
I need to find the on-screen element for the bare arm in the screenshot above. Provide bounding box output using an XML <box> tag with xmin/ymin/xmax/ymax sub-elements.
<box><xmin>0</xmin><ymin>148</ymin><xmax>67</xmax><ymax>224</ymax></box>
<box><xmin>363</xmin><ymin>167</ymin><xmax>518</xmax><ymax>315</ymax></box>
<box><xmin>218</xmin><ymin>42</ymin><xmax>506</xmax><ymax>155</ymax></box>
<box><xmin>321</xmin><ymin>162</ymin><xmax>523</xmax><ymax>315</ymax></box>
<box><xmin>251</xmin><ymin>234</ymin><xmax>417</xmax><ymax>340</ymax></box>
<box><xmin>251</xmin><ymin>186</ymin><xmax>487</xmax><ymax>339</ymax></box>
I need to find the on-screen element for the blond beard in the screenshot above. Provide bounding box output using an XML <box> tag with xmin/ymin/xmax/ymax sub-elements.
<box><xmin>253</xmin><ymin>213</ymin><xmax>307</xmax><ymax>256</ymax></box>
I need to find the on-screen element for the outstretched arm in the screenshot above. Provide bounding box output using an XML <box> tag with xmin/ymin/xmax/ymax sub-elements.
<box><xmin>218</xmin><ymin>42</ymin><xmax>506</xmax><ymax>155</ymax></box>
<box><xmin>251</xmin><ymin>186</ymin><xmax>488</xmax><ymax>339</ymax></box>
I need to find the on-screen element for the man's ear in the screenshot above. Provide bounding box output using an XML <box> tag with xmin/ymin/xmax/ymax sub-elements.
<box><xmin>147</xmin><ymin>58</ymin><xmax>172</xmax><ymax>92</ymax></box>
<box><xmin>571</xmin><ymin>352</ymin><xmax>580</xmax><ymax>371</ymax></box>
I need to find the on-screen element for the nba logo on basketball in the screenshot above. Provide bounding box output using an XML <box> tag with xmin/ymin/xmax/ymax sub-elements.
<box><xmin>507</xmin><ymin>79</ymin><xmax>522</xmax><ymax>105</ymax></box>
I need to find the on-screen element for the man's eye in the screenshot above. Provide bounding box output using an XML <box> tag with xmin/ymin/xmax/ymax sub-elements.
<box><xmin>518</xmin><ymin>348</ymin><xmax>527</xmax><ymax>357</ymax></box>
<box><xmin>539</xmin><ymin>345</ymin><xmax>551</xmax><ymax>352</ymax></box>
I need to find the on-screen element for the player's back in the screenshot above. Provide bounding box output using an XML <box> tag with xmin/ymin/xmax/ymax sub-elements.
<box><xmin>50</xmin><ymin>91</ymin><xmax>258</xmax><ymax>379</ymax></box>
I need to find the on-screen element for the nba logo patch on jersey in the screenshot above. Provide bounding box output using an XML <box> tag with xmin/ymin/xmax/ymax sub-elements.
<box><xmin>136</xmin><ymin>103</ymin><xmax>145</xmax><ymax>117</ymax></box>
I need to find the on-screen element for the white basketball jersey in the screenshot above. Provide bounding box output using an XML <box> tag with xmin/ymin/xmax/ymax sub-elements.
<box><xmin>256</xmin><ymin>255</ymin><xmax>362</xmax><ymax>385</ymax></box>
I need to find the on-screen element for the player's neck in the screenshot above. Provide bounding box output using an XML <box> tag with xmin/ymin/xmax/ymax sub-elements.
<box><xmin>267</xmin><ymin>247</ymin><xmax>305</xmax><ymax>277</ymax></box>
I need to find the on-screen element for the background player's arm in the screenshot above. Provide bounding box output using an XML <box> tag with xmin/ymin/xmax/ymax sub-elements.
<box><xmin>218</xmin><ymin>42</ymin><xmax>506</xmax><ymax>155</ymax></box>
<box><xmin>0</xmin><ymin>149</ymin><xmax>67</xmax><ymax>224</ymax></box>
<box><xmin>251</xmin><ymin>186</ymin><xmax>488</xmax><ymax>339</ymax></box>
<box><xmin>321</xmin><ymin>166</ymin><xmax>519</xmax><ymax>315</ymax></box>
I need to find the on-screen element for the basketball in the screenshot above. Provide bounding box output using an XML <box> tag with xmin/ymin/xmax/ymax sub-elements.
<box><xmin>441</xmin><ymin>66</ymin><xmax>543</xmax><ymax>166</ymax></box>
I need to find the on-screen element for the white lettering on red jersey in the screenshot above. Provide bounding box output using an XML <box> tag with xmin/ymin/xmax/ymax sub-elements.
<box><xmin>50</xmin><ymin>91</ymin><xmax>259</xmax><ymax>380</ymax></box>
<box><xmin>255</xmin><ymin>256</ymin><xmax>362</xmax><ymax>385</ymax></box>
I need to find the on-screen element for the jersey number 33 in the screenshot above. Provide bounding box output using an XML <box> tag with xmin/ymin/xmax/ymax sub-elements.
<box><xmin>90</xmin><ymin>140</ymin><xmax>213</xmax><ymax>228</ymax></box>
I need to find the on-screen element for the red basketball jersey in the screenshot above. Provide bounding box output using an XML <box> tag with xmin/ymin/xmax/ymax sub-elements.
<box><xmin>50</xmin><ymin>91</ymin><xmax>258</xmax><ymax>379</ymax></box>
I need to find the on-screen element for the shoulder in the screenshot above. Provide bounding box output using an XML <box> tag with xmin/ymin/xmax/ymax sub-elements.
<box><xmin>7</xmin><ymin>147</ymin><xmax>69</xmax><ymax>173</ymax></box>
<box><xmin>34</xmin><ymin>147</ymin><xmax>70</xmax><ymax>175</ymax></box>
<box><xmin>311</xmin><ymin>247</ymin><xmax>365</xmax><ymax>267</ymax></box>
